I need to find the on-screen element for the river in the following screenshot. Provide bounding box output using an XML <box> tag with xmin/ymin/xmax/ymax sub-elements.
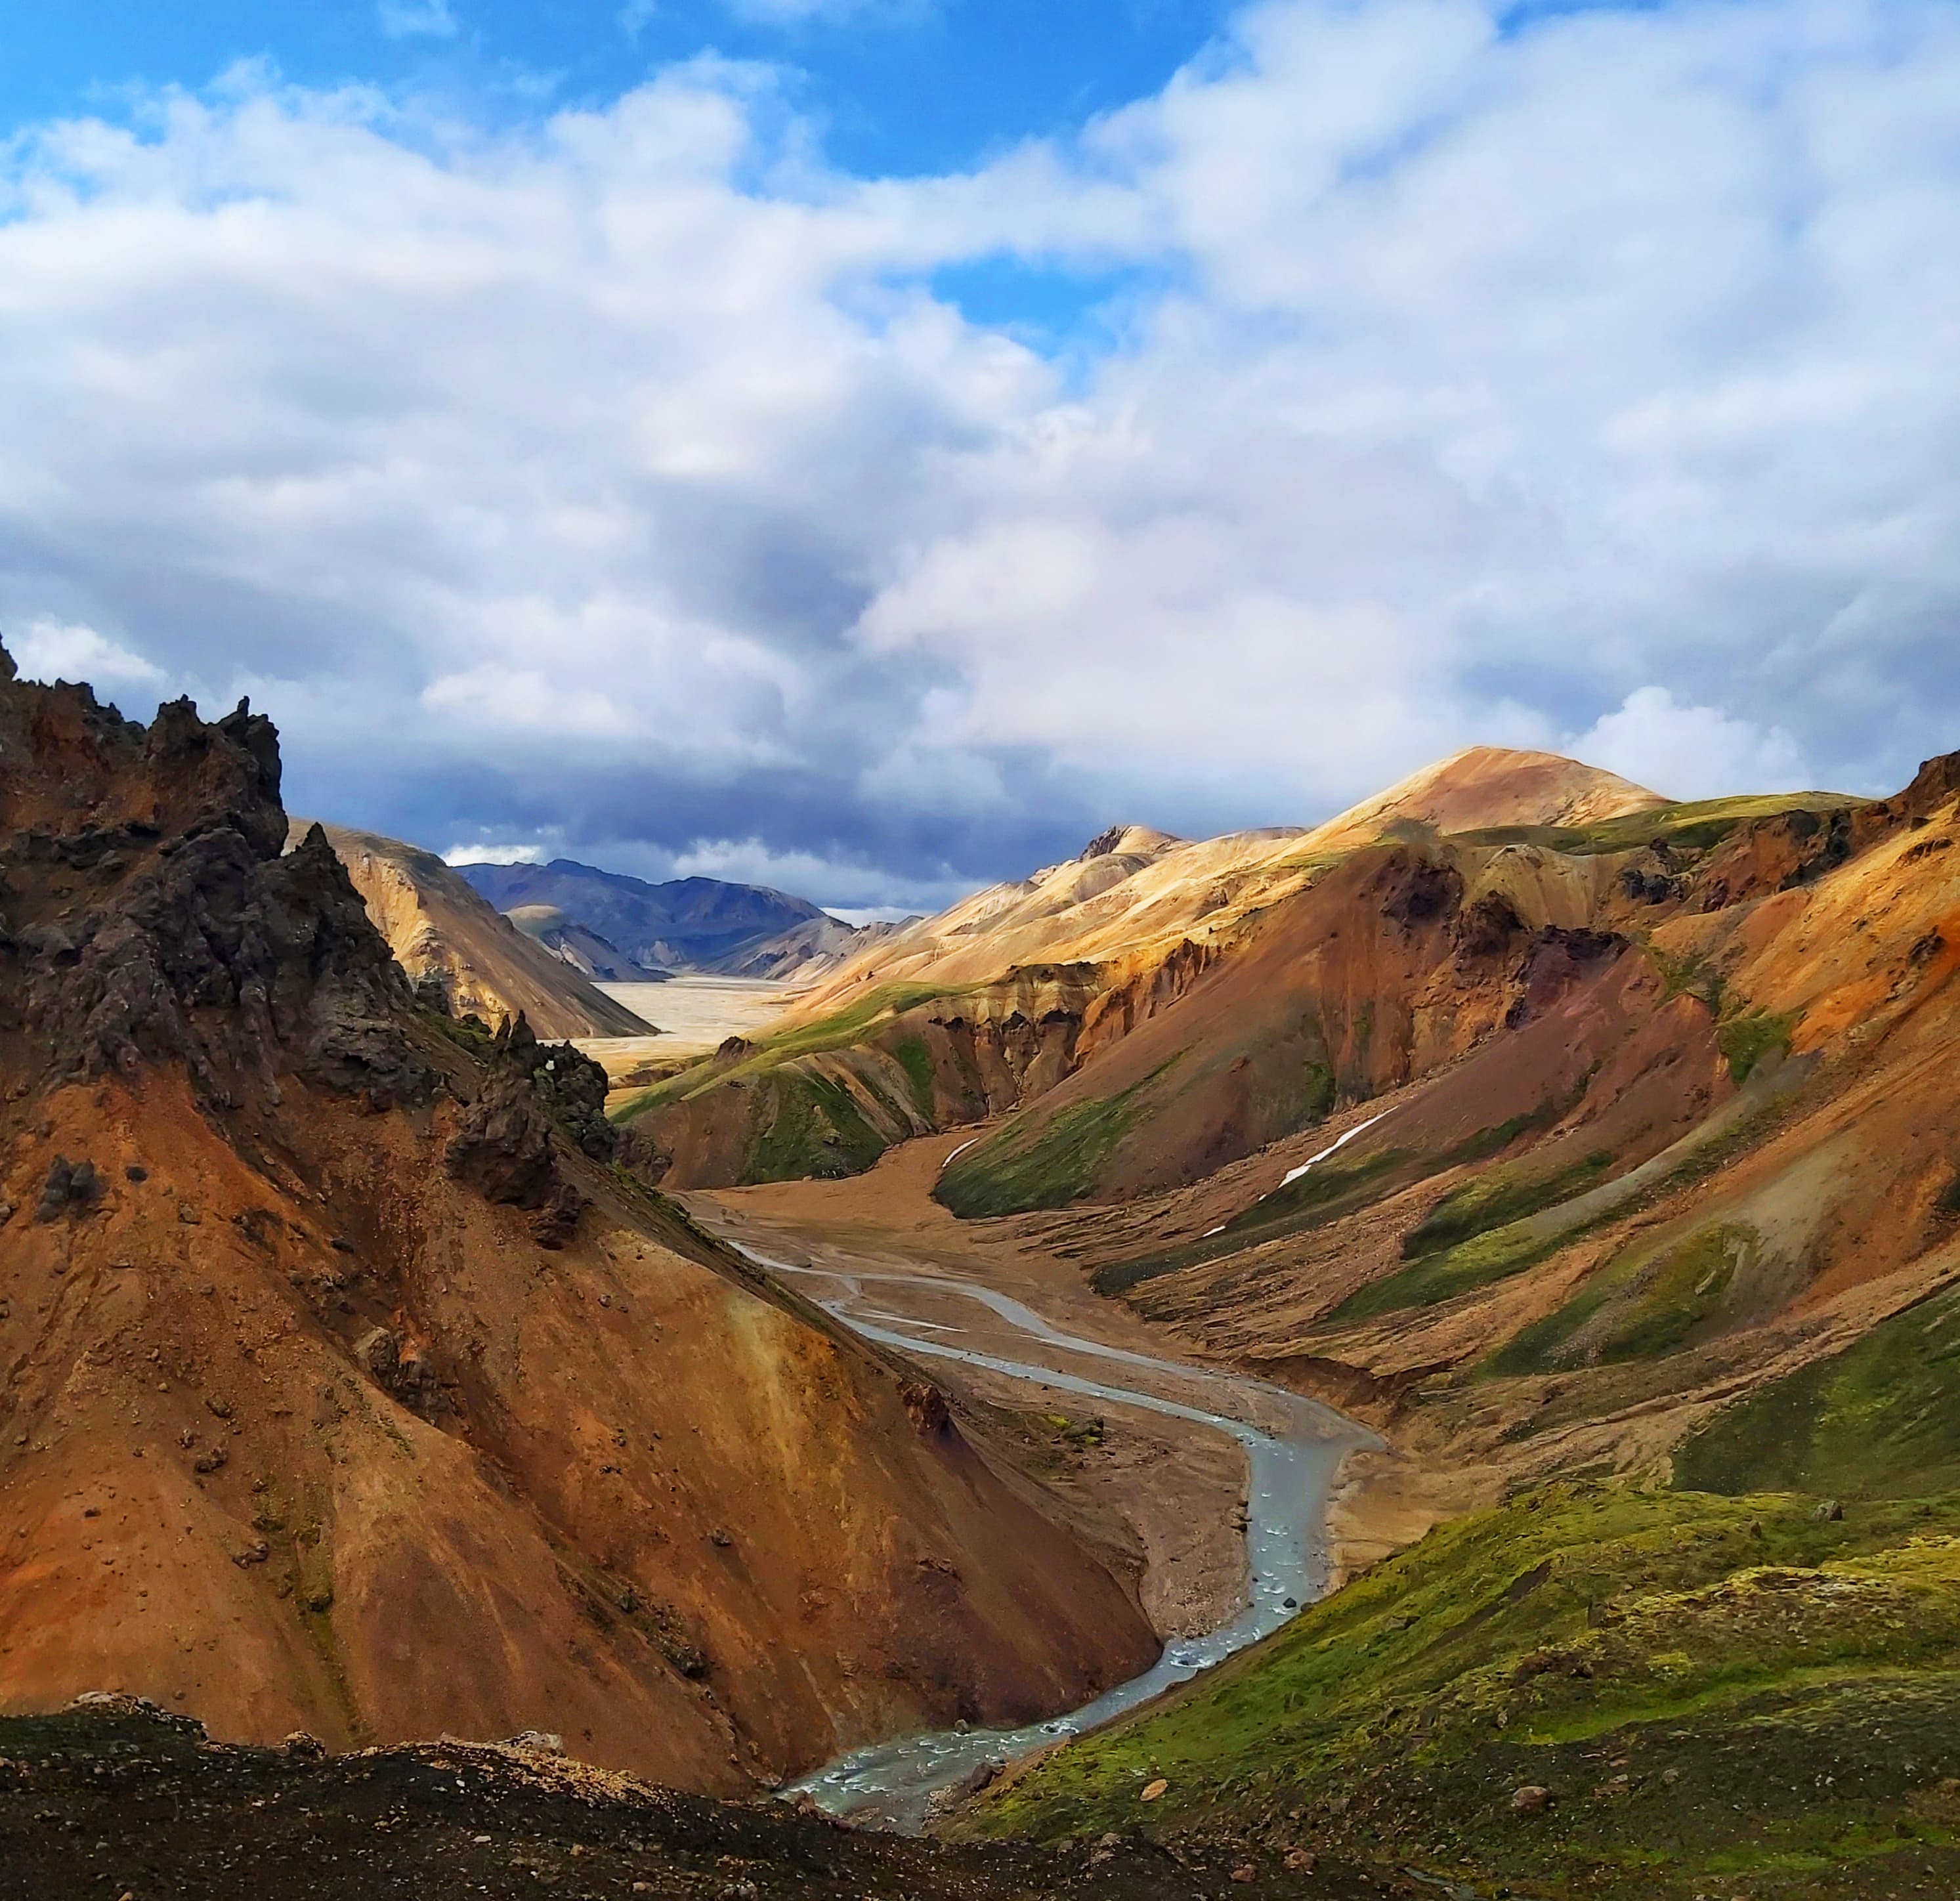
<box><xmin>731</xmin><ymin>1243</ymin><xmax>1382</xmax><ymax>1833</ymax></box>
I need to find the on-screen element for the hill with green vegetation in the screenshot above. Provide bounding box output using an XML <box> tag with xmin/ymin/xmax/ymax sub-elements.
<box><xmin>960</xmin><ymin>1478</ymin><xmax>1960</xmax><ymax>1898</ymax></box>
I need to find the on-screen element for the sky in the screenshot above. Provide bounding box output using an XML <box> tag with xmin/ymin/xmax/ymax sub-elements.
<box><xmin>3</xmin><ymin>0</ymin><xmax>1957</xmax><ymax>914</ymax></box>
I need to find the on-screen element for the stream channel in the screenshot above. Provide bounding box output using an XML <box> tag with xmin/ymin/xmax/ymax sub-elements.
<box><xmin>730</xmin><ymin>1242</ymin><xmax>1382</xmax><ymax>1832</ymax></box>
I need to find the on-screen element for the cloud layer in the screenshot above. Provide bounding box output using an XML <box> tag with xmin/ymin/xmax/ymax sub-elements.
<box><xmin>3</xmin><ymin>1</ymin><xmax>1957</xmax><ymax>906</ymax></box>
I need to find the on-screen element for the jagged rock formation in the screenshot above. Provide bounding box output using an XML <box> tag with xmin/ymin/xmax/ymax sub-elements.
<box><xmin>0</xmin><ymin>640</ymin><xmax>1156</xmax><ymax>1791</ymax></box>
<box><xmin>303</xmin><ymin>823</ymin><xmax>650</xmax><ymax>1039</ymax></box>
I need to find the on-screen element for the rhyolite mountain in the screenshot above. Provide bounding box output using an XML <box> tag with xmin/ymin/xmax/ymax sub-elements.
<box><xmin>298</xmin><ymin>822</ymin><xmax>653</xmax><ymax>1040</ymax></box>
<box><xmin>616</xmin><ymin>726</ymin><xmax>1960</xmax><ymax>1897</ymax></box>
<box><xmin>504</xmin><ymin>903</ymin><xmax>668</xmax><ymax>984</ymax></box>
<box><xmin>0</xmin><ymin>639</ymin><xmax>1155</xmax><ymax>1791</ymax></box>
<box><xmin>612</xmin><ymin>747</ymin><xmax>1695</xmax><ymax>1187</ymax></box>
<box><xmin>460</xmin><ymin>858</ymin><xmax>878</xmax><ymax>978</ymax></box>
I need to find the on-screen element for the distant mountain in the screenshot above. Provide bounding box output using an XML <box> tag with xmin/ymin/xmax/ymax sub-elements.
<box><xmin>505</xmin><ymin>904</ymin><xmax>669</xmax><ymax>984</ymax></box>
<box><xmin>720</xmin><ymin>912</ymin><xmax>919</xmax><ymax>981</ymax></box>
<box><xmin>458</xmin><ymin>859</ymin><xmax>849</xmax><ymax>976</ymax></box>
<box><xmin>297</xmin><ymin>824</ymin><xmax>652</xmax><ymax>1040</ymax></box>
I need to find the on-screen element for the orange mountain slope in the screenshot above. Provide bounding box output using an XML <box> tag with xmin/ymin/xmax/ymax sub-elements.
<box><xmin>303</xmin><ymin>822</ymin><xmax>652</xmax><ymax>1040</ymax></box>
<box><xmin>799</xmin><ymin>747</ymin><xmax>1665</xmax><ymax>1008</ymax></box>
<box><xmin>0</xmin><ymin>645</ymin><xmax>1155</xmax><ymax>1789</ymax></box>
<box><xmin>929</xmin><ymin>755</ymin><xmax>1959</xmax><ymax>1511</ymax></box>
<box><xmin>616</xmin><ymin>749</ymin><xmax>1816</xmax><ymax>1193</ymax></box>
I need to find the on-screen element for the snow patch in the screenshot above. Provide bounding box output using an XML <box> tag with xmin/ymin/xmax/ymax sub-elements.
<box><xmin>1277</xmin><ymin>1110</ymin><xmax>1392</xmax><ymax>1189</ymax></box>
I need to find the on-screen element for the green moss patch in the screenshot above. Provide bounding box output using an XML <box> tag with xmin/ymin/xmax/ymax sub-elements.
<box><xmin>891</xmin><ymin>1035</ymin><xmax>937</xmax><ymax>1115</ymax></box>
<box><xmin>614</xmin><ymin>981</ymin><xmax>966</xmax><ymax>1121</ymax></box>
<box><xmin>1675</xmin><ymin>1285</ymin><xmax>1960</xmax><ymax>1500</ymax></box>
<box><xmin>1454</xmin><ymin>791</ymin><xmax>1863</xmax><ymax>859</ymax></box>
<box><xmin>1491</xmin><ymin>1221</ymin><xmax>1761</xmax><ymax>1377</ymax></box>
<box><xmin>740</xmin><ymin>1069</ymin><xmax>888</xmax><ymax>1183</ymax></box>
<box><xmin>960</xmin><ymin>1481</ymin><xmax>1960</xmax><ymax>1898</ymax></box>
<box><xmin>936</xmin><ymin>1068</ymin><xmax>1170</xmax><ymax>1218</ymax></box>
<box><xmin>1718</xmin><ymin>1008</ymin><xmax>1799</xmax><ymax>1084</ymax></box>
<box><xmin>1330</xmin><ymin>1216</ymin><xmax>1570</xmax><ymax>1323</ymax></box>
<box><xmin>1401</xmin><ymin>1149</ymin><xmax>1613</xmax><ymax>1260</ymax></box>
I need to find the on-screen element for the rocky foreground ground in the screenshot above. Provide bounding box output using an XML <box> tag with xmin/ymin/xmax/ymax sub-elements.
<box><xmin>0</xmin><ymin>1699</ymin><xmax>1422</xmax><ymax>1901</ymax></box>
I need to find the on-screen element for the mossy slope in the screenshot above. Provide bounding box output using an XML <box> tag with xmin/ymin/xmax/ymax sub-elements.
<box><xmin>960</xmin><ymin>1482</ymin><xmax>1960</xmax><ymax>1898</ymax></box>
<box><xmin>937</xmin><ymin>1065</ymin><xmax>1175</xmax><ymax>1219</ymax></box>
<box><xmin>1676</xmin><ymin>1283</ymin><xmax>1960</xmax><ymax>1500</ymax></box>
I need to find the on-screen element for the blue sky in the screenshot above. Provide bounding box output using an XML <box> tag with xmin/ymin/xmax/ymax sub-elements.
<box><xmin>3</xmin><ymin>1</ymin><xmax>1958</xmax><ymax>911</ymax></box>
<box><xmin>0</xmin><ymin>3</ymin><xmax>1225</xmax><ymax>366</ymax></box>
<box><xmin>0</xmin><ymin>2</ymin><xmax>1235</xmax><ymax>186</ymax></box>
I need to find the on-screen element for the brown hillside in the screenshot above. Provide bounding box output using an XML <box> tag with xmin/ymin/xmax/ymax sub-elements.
<box><xmin>618</xmin><ymin>749</ymin><xmax>1680</xmax><ymax>1190</ymax></box>
<box><xmin>0</xmin><ymin>649</ymin><xmax>1155</xmax><ymax>1790</ymax></box>
<box><xmin>929</xmin><ymin>754</ymin><xmax>1960</xmax><ymax>1520</ymax></box>
<box><xmin>302</xmin><ymin>823</ymin><xmax>652</xmax><ymax>1040</ymax></box>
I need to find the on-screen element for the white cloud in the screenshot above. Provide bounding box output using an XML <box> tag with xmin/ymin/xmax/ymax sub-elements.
<box><xmin>618</xmin><ymin>0</ymin><xmax>659</xmax><ymax>41</ymax></box>
<box><xmin>443</xmin><ymin>841</ymin><xmax>551</xmax><ymax>866</ymax></box>
<box><xmin>1</xmin><ymin>2</ymin><xmax>1957</xmax><ymax>911</ymax></box>
<box><xmin>10</xmin><ymin>618</ymin><xmax>167</xmax><ymax>691</ymax></box>
<box><xmin>377</xmin><ymin>0</ymin><xmax>459</xmax><ymax>39</ymax></box>
<box><xmin>1566</xmin><ymin>687</ymin><xmax>1810</xmax><ymax>803</ymax></box>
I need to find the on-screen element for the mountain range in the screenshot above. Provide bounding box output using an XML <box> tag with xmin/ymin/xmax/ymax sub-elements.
<box><xmin>610</xmin><ymin>731</ymin><xmax>1960</xmax><ymax>1894</ymax></box>
<box><xmin>459</xmin><ymin>859</ymin><xmax>903</xmax><ymax>981</ymax></box>
<box><xmin>12</xmin><ymin>631</ymin><xmax>1960</xmax><ymax>1898</ymax></box>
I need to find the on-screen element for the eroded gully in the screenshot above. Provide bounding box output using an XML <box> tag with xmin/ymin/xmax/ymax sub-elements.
<box><xmin>725</xmin><ymin>1241</ymin><xmax>1383</xmax><ymax>1833</ymax></box>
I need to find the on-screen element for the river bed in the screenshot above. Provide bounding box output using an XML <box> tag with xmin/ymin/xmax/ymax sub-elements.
<box><xmin>734</xmin><ymin>1245</ymin><xmax>1380</xmax><ymax>1832</ymax></box>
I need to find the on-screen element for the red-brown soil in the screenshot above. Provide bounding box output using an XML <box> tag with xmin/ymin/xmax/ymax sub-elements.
<box><xmin>0</xmin><ymin>651</ymin><xmax>1156</xmax><ymax>1795</ymax></box>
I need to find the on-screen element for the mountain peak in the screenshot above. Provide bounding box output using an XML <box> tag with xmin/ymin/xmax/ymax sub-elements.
<box><xmin>1302</xmin><ymin>745</ymin><xmax>1667</xmax><ymax>854</ymax></box>
<box><xmin>1080</xmin><ymin>823</ymin><xmax>1185</xmax><ymax>861</ymax></box>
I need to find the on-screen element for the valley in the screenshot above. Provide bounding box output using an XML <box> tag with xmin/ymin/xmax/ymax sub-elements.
<box><xmin>9</xmin><ymin>633</ymin><xmax>1960</xmax><ymax>1899</ymax></box>
<box><xmin>591</xmin><ymin>975</ymin><xmax>817</xmax><ymax>1063</ymax></box>
<box><xmin>685</xmin><ymin>1133</ymin><xmax>1378</xmax><ymax>1829</ymax></box>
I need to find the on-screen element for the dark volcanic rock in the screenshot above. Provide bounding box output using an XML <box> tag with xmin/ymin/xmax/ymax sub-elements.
<box><xmin>1453</xmin><ymin>890</ymin><xmax>1527</xmax><ymax>958</ymax></box>
<box><xmin>1858</xmin><ymin>747</ymin><xmax>1960</xmax><ymax>841</ymax></box>
<box><xmin>1505</xmin><ymin>926</ymin><xmax>1625</xmax><ymax>1028</ymax></box>
<box><xmin>34</xmin><ymin>1155</ymin><xmax>101</xmax><ymax>1222</ymax></box>
<box><xmin>442</xmin><ymin>1015</ymin><xmax>622</xmax><ymax>1247</ymax></box>
<box><xmin>1373</xmin><ymin>849</ymin><xmax>1464</xmax><ymax>931</ymax></box>
<box><xmin>0</xmin><ymin>1700</ymin><xmax>1397</xmax><ymax>1901</ymax></box>
<box><xmin>0</xmin><ymin>647</ymin><xmax>429</xmax><ymax>1113</ymax></box>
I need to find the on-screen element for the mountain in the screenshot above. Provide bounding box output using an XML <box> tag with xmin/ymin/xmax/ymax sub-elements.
<box><xmin>458</xmin><ymin>861</ymin><xmax>835</xmax><ymax>975</ymax></box>
<box><xmin>794</xmin><ymin>748</ymin><xmax>1663</xmax><ymax>1000</ymax></box>
<box><xmin>942</xmin><ymin>748</ymin><xmax>1960</xmax><ymax>1897</ymax></box>
<box><xmin>614</xmin><ymin>748</ymin><xmax>1686</xmax><ymax>1188</ymax></box>
<box><xmin>504</xmin><ymin>903</ymin><xmax>667</xmax><ymax>983</ymax></box>
<box><xmin>0</xmin><ymin>641</ymin><xmax>1156</xmax><ymax>1790</ymax></box>
<box><xmin>301</xmin><ymin>824</ymin><xmax>653</xmax><ymax>1040</ymax></box>
<box><xmin>720</xmin><ymin>911</ymin><xmax>918</xmax><ymax>981</ymax></box>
